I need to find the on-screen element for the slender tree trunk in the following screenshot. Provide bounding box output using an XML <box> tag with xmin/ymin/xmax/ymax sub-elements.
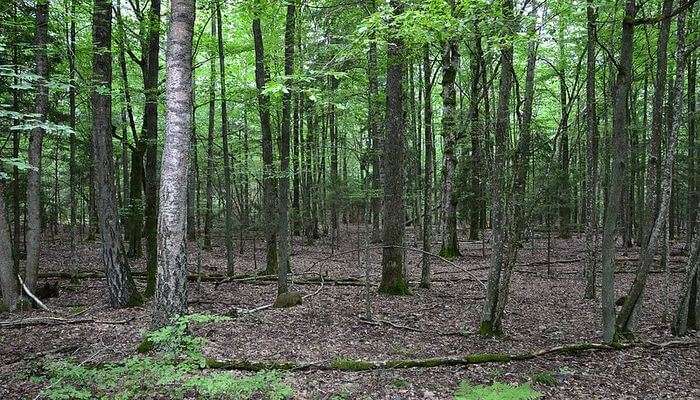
<box><xmin>641</xmin><ymin>0</ymin><xmax>674</xmax><ymax>263</ymax></box>
<box><xmin>25</xmin><ymin>0</ymin><xmax>49</xmax><ymax>293</ymax></box>
<box><xmin>439</xmin><ymin>2</ymin><xmax>460</xmax><ymax>258</ymax></box>
<box><xmin>276</xmin><ymin>3</ymin><xmax>295</xmax><ymax>296</ymax></box>
<box><xmin>216</xmin><ymin>2</ymin><xmax>236</xmax><ymax>274</ymax></box>
<box><xmin>673</xmin><ymin>231</ymin><xmax>699</xmax><ymax>335</ymax></box>
<box><xmin>368</xmin><ymin>0</ymin><xmax>382</xmax><ymax>243</ymax></box>
<box><xmin>616</xmin><ymin>11</ymin><xmax>687</xmax><ymax>334</ymax></box>
<box><xmin>379</xmin><ymin>0</ymin><xmax>408</xmax><ymax>295</ymax></box>
<box><xmin>204</xmin><ymin>11</ymin><xmax>216</xmax><ymax>251</ymax></box>
<box><xmin>11</xmin><ymin>2</ymin><xmax>21</xmax><ymax>271</ymax></box>
<box><xmin>0</xmin><ymin>183</ymin><xmax>20</xmax><ymax>310</ymax></box>
<box><xmin>479</xmin><ymin>0</ymin><xmax>515</xmax><ymax>336</ymax></box>
<box><xmin>91</xmin><ymin>0</ymin><xmax>141</xmax><ymax>308</ymax></box>
<box><xmin>600</xmin><ymin>0</ymin><xmax>635</xmax><ymax>342</ymax></box>
<box><xmin>153</xmin><ymin>0</ymin><xmax>195</xmax><ymax>327</ymax></box>
<box><xmin>468</xmin><ymin>19</ymin><xmax>483</xmax><ymax>241</ymax></box>
<box><xmin>688</xmin><ymin>53</ymin><xmax>697</xmax><ymax>245</ymax></box>
<box><xmin>252</xmin><ymin>17</ymin><xmax>278</xmax><ymax>275</ymax></box>
<box><xmin>584</xmin><ymin>0</ymin><xmax>599</xmax><ymax>299</ymax></box>
<box><xmin>68</xmin><ymin>0</ymin><xmax>78</xmax><ymax>273</ymax></box>
<box><xmin>420</xmin><ymin>45</ymin><xmax>433</xmax><ymax>289</ymax></box>
<box><xmin>491</xmin><ymin>9</ymin><xmax>538</xmax><ymax>333</ymax></box>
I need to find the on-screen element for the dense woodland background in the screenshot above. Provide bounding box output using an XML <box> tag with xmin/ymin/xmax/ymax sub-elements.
<box><xmin>0</xmin><ymin>0</ymin><xmax>698</xmax><ymax>398</ymax></box>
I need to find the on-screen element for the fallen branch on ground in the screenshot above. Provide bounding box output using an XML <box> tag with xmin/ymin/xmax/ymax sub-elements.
<box><xmin>0</xmin><ymin>316</ymin><xmax>131</xmax><ymax>329</ymax></box>
<box><xmin>203</xmin><ymin>339</ymin><xmax>696</xmax><ymax>372</ymax></box>
<box><xmin>18</xmin><ymin>274</ymin><xmax>51</xmax><ymax>312</ymax></box>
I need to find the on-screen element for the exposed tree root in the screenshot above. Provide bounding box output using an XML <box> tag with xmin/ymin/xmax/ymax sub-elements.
<box><xmin>203</xmin><ymin>339</ymin><xmax>695</xmax><ymax>372</ymax></box>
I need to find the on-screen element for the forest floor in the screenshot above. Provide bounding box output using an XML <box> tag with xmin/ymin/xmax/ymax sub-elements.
<box><xmin>0</xmin><ymin>224</ymin><xmax>698</xmax><ymax>399</ymax></box>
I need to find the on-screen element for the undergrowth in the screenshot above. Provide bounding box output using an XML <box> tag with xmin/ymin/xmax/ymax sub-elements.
<box><xmin>454</xmin><ymin>380</ymin><xmax>542</xmax><ymax>400</ymax></box>
<box><xmin>37</xmin><ymin>313</ymin><xmax>293</xmax><ymax>400</ymax></box>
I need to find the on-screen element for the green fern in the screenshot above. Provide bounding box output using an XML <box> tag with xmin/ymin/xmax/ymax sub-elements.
<box><xmin>454</xmin><ymin>381</ymin><xmax>542</xmax><ymax>400</ymax></box>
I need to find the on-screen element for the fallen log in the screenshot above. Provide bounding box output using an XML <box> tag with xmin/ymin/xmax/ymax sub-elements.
<box><xmin>0</xmin><ymin>316</ymin><xmax>131</xmax><ymax>329</ymax></box>
<box><xmin>203</xmin><ymin>339</ymin><xmax>695</xmax><ymax>372</ymax></box>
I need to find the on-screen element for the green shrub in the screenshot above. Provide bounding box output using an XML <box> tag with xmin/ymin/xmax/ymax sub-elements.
<box><xmin>454</xmin><ymin>381</ymin><xmax>541</xmax><ymax>400</ymax></box>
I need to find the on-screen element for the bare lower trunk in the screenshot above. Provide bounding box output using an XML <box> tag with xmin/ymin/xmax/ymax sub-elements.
<box><xmin>276</xmin><ymin>3</ymin><xmax>296</xmax><ymax>296</ymax></box>
<box><xmin>479</xmin><ymin>0</ymin><xmax>515</xmax><ymax>336</ymax></box>
<box><xmin>0</xmin><ymin>183</ymin><xmax>20</xmax><ymax>310</ymax></box>
<box><xmin>616</xmin><ymin>11</ymin><xmax>686</xmax><ymax>335</ymax></box>
<box><xmin>252</xmin><ymin>17</ymin><xmax>278</xmax><ymax>275</ymax></box>
<box><xmin>420</xmin><ymin>45</ymin><xmax>433</xmax><ymax>289</ymax></box>
<box><xmin>92</xmin><ymin>0</ymin><xmax>141</xmax><ymax>308</ymax></box>
<box><xmin>584</xmin><ymin>0</ymin><xmax>599</xmax><ymax>300</ymax></box>
<box><xmin>379</xmin><ymin>0</ymin><xmax>408</xmax><ymax>295</ymax></box>
<box><xmin>25</xmin><ymin>0</ymin><xmax>49</xmax><ymax>293</ymax></box>
<box><xmin>600</xmin><ymin>0</ymin><xmax>635</xmax><ymax>342</ymax></box>
<box><xmin>216</xmin><ymin>2</ymin><xmax>236</xmax><ymax>274</ymax></box>
<box><xmin>153</xmin><ymin>0</ymin><xmax>195</xmax><ymax>327</ymax></box>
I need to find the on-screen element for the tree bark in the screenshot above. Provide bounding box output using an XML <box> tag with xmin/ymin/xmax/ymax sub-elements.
<box><xmin>215</xmin><ymin>2</ymin><xmax>236</xmax><ymax>274</ymax></box>
<box><xmin>91</xmin><ymin>0</ymin><xmax>141</xmax><ymax>308</ymax></box>
<box><xmin>688</xmin><ymin>52</ymin><xmax>698</xmax><ymax>245</ymax></box>
<box><xmin>0</xmin><ymin>183</ymin><xmax>20</xmax><ymax>310</ymax></box>
<box><xmin>25</xmin><ymin>0</ymin><xmax>49</xmax><ymax>293</ymax></box>
<box><xmin>584</xmin><ymin>0</ymin><xmax>599</xmax><ymax>299</ymax></box>
<box><xmin>468</xmin><ymin>19</ymin><xmax>483</xmax><ymax>241</ymax></box>
<box><xmin>276</xmin><ymin>3</ymin><xmax>295</xmax><ymax>296</ymax></box>
<box><xmin>204</xmin><ymin>11</ymin><xmax>216</xmax><ymax>251</ymax></box>
<box><xmin>252</xmin><ymin>17</ymin><xmax>278</xmax><ymax>275</ymax></box>
<box><xmin>600</xmin><ymin>0</ymin><xmax>635</xmax><ymax>342</ymax></box>
<box><xmin>616</xmin><ymin>10</ymin><xmax>687</xmax><ymax>335</ymax></box>
<box><xmin>672</xmin><ymin>232</ymin><xmax>699</xmax><ymax>335</ymax></box>
<box><xmin>378</xmin><ymin>0</ymin><xmax>408</xmax><ymax>295</ymax></box>
<box><xmin>368</xmin><ymin>0</ymin><xmax>382</xmax><ymax>243</ymax></box>
<box><xmin>152</xmin><ymin>0</ymin><xmax>195</xmax><ymax>327</ymax></box>
<box><xmin>479</xmin><ymin>0</ymin><xmax>515</xmax><ymax>336</ymax></box>
<box><xmin>439</xmin><ymin>1</ymin><xmax>460</xmax><ymax>258</ymax></box>
<box><xmin>142</xmin><ymin>0</ymin><xmax>162</xmax><ymax>296</ymax></box>
<box><xmin>421</xmin><ymin>45</ymin><xmax>433</xmax><ymax>289</ymax></box>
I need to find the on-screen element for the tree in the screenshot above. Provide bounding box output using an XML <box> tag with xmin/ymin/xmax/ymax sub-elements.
<box><xmin>378</xmin><ymin>0</ymin><xmax>408</xmax><ymax>295</ymax></box>
<box><xmin>153</xmin><ymin>0</ymin><xmax>195</xmax><ymax>327</ymax></box>
<box><xmin>276</xmin><ymin>2</ymin><xmax>296</xmax><ymax>296</ymax></box>
<box><xmin>91</xmin><ymin>0</ymin><xmax>141</xmax><ymax>308</ymax></box>
<box><xmin>583</xmin><ymin>0</ymin><xmax>599</xmax><ymax>300</ymax></box>
<box><xmin>25</xmin><ymin>0</ymin><xmax>49</xmax><ymax>293</ymax></box>
<box><xmin>439</xmin><ymin>0</ymin><xmax>460</xmax><ymax>259</ymax></box>
<box><xmin>216</xmin><ymin>0</ymin><xmax>236</xmax><ymax>274</ymax></box>
<box><xmin>616</xmin><ymin>8</ymin><xmax>687</xmax><ymax>336</ymax></box>
<box><xmin>252</xmin><ymin>14</ymin><xmax>278</xmax><ymax>276</ymax></box>
<box><xmin>368</xmin><ymin>0</ymin><xmax>382</xmax><ymax>244</ymax></box>
<box><xmin>600</xmin><ymin>0</ymin><xmax>636</xmax><ymax>343</ymax></box>
<box><xmin>0</xmin><ymin>182</ymin><xmax>20</xmax><ymax>310</ymax></box>
<box><xmin>479</xmin><ymin>0</ymin><xmax>516</xmax><ymax>336</ymax></box>
<box><xmin>420</xmin><ymin>44</ymin><xmax>433</xmax><ymax>289</ymax></box>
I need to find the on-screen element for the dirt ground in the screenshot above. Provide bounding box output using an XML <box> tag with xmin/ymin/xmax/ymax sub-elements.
<box><xmin>1</xmin><ymin>225</ymin><xmax>698</xmax><ymax>399</ymax></box>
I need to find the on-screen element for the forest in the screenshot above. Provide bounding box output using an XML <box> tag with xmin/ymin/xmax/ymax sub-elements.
<box><xmin>0</xmin><ymin>0</ymin><xmax>698</xmax><ymax>398</ymax></box>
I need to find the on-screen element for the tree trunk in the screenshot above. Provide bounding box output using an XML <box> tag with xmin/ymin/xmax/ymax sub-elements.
<box><xmin>216</xmin><ymin>2</ymin><xmax>236</xmax><ymax>274</ymax></box>
<box><xmin>616</xmin><ymin>11</ymin><xmax>687</xmax><ymax>335</ymax></box>
<box><xmin>468</xmin><ymin>19</ymin><xmax>483</xmax><ymax>242</ymax></box>
<box><xmin>584</xmin><ymin>0</ymin><xmax>599</xmax><ymax>300</ymax></box>
<box><xmin>25</xmin><ymin>0</ymin><xmax>49</xmax><ymax>293</ymax></box>
<box><xmin>276</xmin><ymin>3</ymin><xmax>295</xmax><ymax>296</ymax></box>
<box><xmin>479</xmin><ymin>0</ymin><xmax>515</xmax><ymax>336</ymax></box>
<box><xmin>68</xmin><ymin>0</ymin><xmax>78</xmax><ymax>273</ymax></box>
<box><xmin>204</xmin><ymin>11</ymin><xmax>216</xmax><ymax>251</ymax></box>
<box><xmin>378</xmin><ymin>0</ymin><xmax>408</xmax><ymax>295</ymax></box>
<box><xmin>0</xmin><ymin>183</ymin><xmax>20</xmax><ymax>310</ymax></box>
<box><xmin>421</xmin><ymin>45</ymin><xmax>433</xmax><ymax>289</ymax></box>
<box><xmin>600</xmin><ymin>0</ymin><xmax>635</xmax><ymax>342</ymax></box>
<box><xmin>688</xmin><ymin>53</ymin><xmax>697</xmax><ymax>245</ymax></box>
<box><xmin>91</xmin><ymin>0</ymin><xmax>141</xmax><ymax>308</ymax></box>
<box><xmin>152</xmin><ymin>0</ymin><xmax>195</xmax><ymax>327</ymax></box>
<box><xmin>368</xmin><ymin>0</ymin><xmax>382</xmax><ymax>243</ymax></box>
<box><xmin>439</xmin><ymin>2</ymin><xmax>460</xmax><ymax>258</ymax></box>
<box><xmin>252</xmin><ymin>17</ymin><xmax>278</xmax><ymax>275</ymax></box>
<box><xmin>672</xmin><ymin>232</ymin><xmax>699</xmax><ymax>335</ymax></box>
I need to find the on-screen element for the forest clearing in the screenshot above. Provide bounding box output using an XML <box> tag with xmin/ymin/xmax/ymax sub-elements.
<box><xmin>0</xmin><ymin>0</ymin><xmax>698</xmax><ymax>398</ymax></box>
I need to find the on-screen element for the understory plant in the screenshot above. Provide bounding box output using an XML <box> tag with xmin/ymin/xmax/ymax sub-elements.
<box><xmin>454</xmin><ymin>380</ymin><xmax>542</xmax><ymax>400</ymax></box>
<box><xmin>38</xmin><ymin>313</ymin><xmax>293</xmax><ymax>400</ymax></box>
